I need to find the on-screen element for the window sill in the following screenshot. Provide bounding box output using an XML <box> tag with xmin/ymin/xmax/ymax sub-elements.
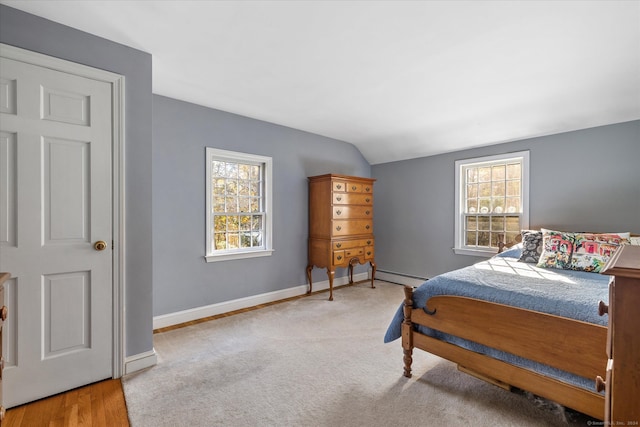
<box><xmin>205</xmin><ymin>249</ymin><xmax>274</xmax><ymax>263</ymax></box>
<box><xmin>453</xmin><ymin>247</ymin><xmax>497</xmax><ymax>257</ymax></box>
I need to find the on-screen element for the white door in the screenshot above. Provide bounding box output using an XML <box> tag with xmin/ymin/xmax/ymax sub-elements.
<box><xmin>0</xmin><ymin>55</ymin><xmax>113</xmax><ymax>407</ymax></box>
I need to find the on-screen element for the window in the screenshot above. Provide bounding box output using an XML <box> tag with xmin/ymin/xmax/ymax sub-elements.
<box><xmin>205</xmin><ymin>148</ymin><xmax>273</xmax><ymax>262</ymax></box>
<box><xmin>454</xmin><ymin>151</ymin><xmax>529</xmax><ymax>256</ymax></box>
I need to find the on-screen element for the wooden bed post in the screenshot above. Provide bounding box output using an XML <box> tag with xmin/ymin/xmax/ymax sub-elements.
<box><xmin>402</xmin><ymin>286</ymin><xmax>414</xmax><ymax>378</ymax></box>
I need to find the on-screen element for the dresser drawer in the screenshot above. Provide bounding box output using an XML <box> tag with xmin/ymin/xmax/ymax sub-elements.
<box><xmin>364</xmin><ymin>246</ymin><xmax>374</xmax><ymax>260</ymax></box>
<box><xmin>332</xmin><ymin>220</ymin><xmax>373</xmax><ymax>236</ymax></box>
<box><xmin>333</xmin><ymin>206</ymin><xmax>372</xmax><ymax>219</ymax></box>
<box><xmin>333</xmin><ymin>238</ymin><xmax>374</xmax><ymax>250</ymax></box>
<box><xmin>345</xmin><ymin>247</ymin><xmax>364</xmax><ymax>258</ymax></box>
<box><xmin>333</xmin><ymin>250</ymin><xmax>346</xmax><ymax>264</ymax></box>
<box><xmin>333</xmin><ymin>193</ymin><xmax>373</xmax><ymax>205</ymax></box>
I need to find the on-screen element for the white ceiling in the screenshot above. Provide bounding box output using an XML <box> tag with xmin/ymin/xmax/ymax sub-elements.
<box><xmin>3</xmin><ymin>1</ymin><xmax>639</xmax><ymax>164</ymax></box>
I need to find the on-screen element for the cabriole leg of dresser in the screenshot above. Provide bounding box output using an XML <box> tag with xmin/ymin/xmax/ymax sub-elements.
<box><xmin>327</xmin><ymin>269</ymin><xmax>335</xmax><ymax>301</ymax></box>
<box><xmin>369</xmin><ymin>261</ymin><xmax>377</xmax><ymax>289</ymax></box>
<box><xmin>306</xmin><ymin>265</ymin><xmax>313</xmax><ymax>294</ymax></box>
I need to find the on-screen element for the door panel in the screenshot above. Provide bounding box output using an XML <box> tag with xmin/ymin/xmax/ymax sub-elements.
<box><xmin>0</xmin><ymin>55</ymin><xmax>113</xmax><ymax>407</ymax></box>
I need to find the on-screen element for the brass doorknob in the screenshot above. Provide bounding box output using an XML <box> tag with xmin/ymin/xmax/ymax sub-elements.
<box><xmin>94</xmin><ymin>240</ymin><xmax>107</xmax><ymax>251</ymax></box>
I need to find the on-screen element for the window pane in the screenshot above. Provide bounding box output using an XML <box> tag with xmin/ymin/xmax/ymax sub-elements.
<box><xmin>250</xmin><ymin>198</ymin><xmax>260</xmax><ymax>212</ymax></box>
<box><xmin>466</xmin><ymin>231</ymin><xmax>477</xmax><ymax>246</ymax></box>
<box><xmin>506</xmin><ymin>216</ymin><xmax>520</xmax><ymax>231</ymax></box>
<box><xmin>213</xmin><ymin>178</ymin><xmax>226</xmax><ymax>194</ymax></box>
<box><xmin>240</xmin><ymin>232</ymin><xmax>252</xmax><ymax>248</ymax></box>
<box><xmin>212</xmin><ymin>161</ymin><xmax>225</xmax><ymax>177</ymax></box>
<box><xmin>238</xmin><ymin>181</ymin><xmax>250</xmax><ymax>196</ymax></box>
<box><xmin>492</xmin><ymin>165</ymin><xmax>505</xmax><ymax>181</ymax></box>
<box><xmin>479</xmin><ymin>198</ymin><xmax>491</xmax><ymax>213</ymax></box>
<box><xmin>477</xmin><ymin>216</ymin><xmax>490</xmax><ymax>231</ymax></box>
<box><xmin>466</xmin><ymin>184</ymin><xmax>477</xmax><ymax>198</ymax></box>
<box><xmin>506</xmin><ymin>163</ymin><xmax>521</xmax><ymax>179</ymax></box>
<box><xmin>466</xmin><ymin>167</ymin><xmax>478</xmax><ymax>184</ymax></box>
<box><xmin>252</xmin><ymin>231</ymin><xmax>262</xmax><ymax>246</ymax></box>
<box><xmin>491</xmin><ymin>233</ymin><xmax>503</xmax><ymax>247</ymax></box>
<box><xmin>214</xmin><ymin>196</ymin><xmax>226</xmax><ymax>213</ymax></box>
<box><xmin>214</xmin><ymin>233</ymin><xmax>226</xmax><ymax>250</ymax></box>
<box><xmin>492</xmin><ymin>198</ymin><xmax>504</xmax><ymax>213</ymax></box>
<box><xmin>226</xmin><ymin>179</ymin><xmax>238</xmax><ymax>195</ymax></box>
<box><xmin>227</xmin><ymin>233</ymin><xmax>239</xmax><ymax>249</ymax></box>
<box><xmin>478</xmin><ymin>167</ymin><xmax>491</xmax><ymax>182</ymax></box>
<box><xmin>491</xmin><ymin>216</ymin><xmax>505</xmax><ymax>231</ymax></box>
<box><xmin>478</xmin><ymin>182</ymin><xmax>491</xmax><ymax>197</ymax></box>
<box><xmin>225</xmin><ymin>163</ymin><xmax>238</xmax><ymax>178</ymax></box>
<box><xmin>505</xmin><ymin>231</ymin><xmax>520</xmax><ymax>243</ymax></box>
<box><xmin>250</xmin><ymin>165</ymin><xmax>260</xmax><ymax>180</ymax></box>
<box><xmin>252</xmin><ymin>215</ymin><xmax>263</xmax><ymax>231</ymax></box>
<box><xmin>506</xmin><ymin>197</ymin><xmax>520</xmax><ymax>213</ymax></box>
<box><xmin>238</xmin><ymin>164</ymin><xmax>250</xmax><ymax>180</ymax></box>
<box><xmin>466</xmin><ymin>216</ymin><xmax>477</xmax><ymax>231</ymax></box>
<box><xmin>250</xmin><ymin>182</ymin><xmax>260</xmax><ymax>197</ymax></box>
<box><xmin>507</xmin><ymin>180</ymin><xmax>520</xmax><ymax>196</ymax></box>
<box><xmin>239</xmin><ymin>215</ymin><xmax>251</xmax><ymax>231</ymax></box>
<box><xmin>214</xmin><ymin>215</ymin><xmax>226</xmax><ymax>232</ymax></box>
<box><xmin>227</xmin><ymin>215</ymin><xmax>239</xmax><ymax>231</ymax></box>
<box><xmin>492</xmin><ymin>182</ymin><xmax>505</xmax><ymax>197</ymax></box>
<box><xmin>478</xmin><ymin>231</ymin><xmax>490</xmax><ymax>246</ymax></box>
<box><xmin>239</xmin><ymin>197</ymin><xmax>250</xmax><ymax>212</ymax></box>
<box><xmin>225</xmin><ymin>196</ymin><xmax>238</xmax><ymax>212</ymax></box>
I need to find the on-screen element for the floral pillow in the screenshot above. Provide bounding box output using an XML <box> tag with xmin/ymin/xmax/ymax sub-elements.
<box><xmin>570</xmin><ymin>232</ymin><xmax>630</xmax><ymax>272</ymax></box>
<box><xmin>536</xmin><ymin>230</ymin><xmax>576</xmax><ymax>270</ymax></box>
<box><xmin>518</xmin><ymin>230</ymin><xmax>543</xmax><ymax>263</ymax></box>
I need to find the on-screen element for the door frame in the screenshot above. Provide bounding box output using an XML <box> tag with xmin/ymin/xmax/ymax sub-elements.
<box><xmin>0</xmin><ymin>43</ymin><xmax>126</xmax><ymax>378</ymax></box>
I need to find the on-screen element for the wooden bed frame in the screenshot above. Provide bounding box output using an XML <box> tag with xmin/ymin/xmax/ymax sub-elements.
<box><xmin>400</xmin><ymin>233</ymin><xmax>640</xmax><ymax>420</ymax></box>
<box><xmin>401</xmin><ymin>287</ymin><xmax>607</xmax><ymax>419</ymax></box>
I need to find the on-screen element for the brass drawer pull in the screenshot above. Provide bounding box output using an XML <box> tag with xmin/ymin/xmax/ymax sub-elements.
<box><xmin>336</xmin><ymin>196</ymin><xmax>342</xmax><ymax>201</ymax></box>
<box><xmin>336</xmin><ymin>184</ymin><xmax>342</xmax><ymax>189</ymax></box>
<box><xmin>336</xmin><ymin>210</ymin><xmax>342</xmax><ymax>215</ymax></box>
<box><xmin>365</xmin><ymin>210</ymin><xmax>370</xmax><ymax>215</ymax></box>
<box><xmin>351</xmin><ymin>185</ymin><xmax>357</xmax><ymax>190</ymax></box>
<box><xmin>365</xmin><ymin>198</ymin><xmax>370</xmax><ymax>203</ymax></box>
<box><xmin>337</xmin><ymin>255</ymin><xmax>343</xmax><ymax>261</ymax></box>
<box><xmin>367</xmin><ymin>251</ymin><xmax>372</xmax><ymax>256</ymax></box>
<box><xmin>336</xmin><ymin>226</ymin><xmax>342</xmax><ymax>231</ymax></box>
<box><xmin>365</xmin><ymin>225</ymin><xmax>370</xmax><ymax>230</ymax></box>
<box><xmin>367</xmin><ymin>240</ymin><xmax>372</xmax><ymax>245</ymax></box>
<box><xmin>336</xmin><ymin>243</ymin><xmax>342</xmax><ymax>248</ymax></box>
<box><xmin>365</xmin><ymin>187</ymin><xmax>370</xmax><ymax>191</ymax></box>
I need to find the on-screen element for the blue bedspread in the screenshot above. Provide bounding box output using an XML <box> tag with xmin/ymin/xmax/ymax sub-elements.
<box><xmin>384</xmin><ymin>246</ymin><xmax>611</xmax><ymax>391</ymax></box>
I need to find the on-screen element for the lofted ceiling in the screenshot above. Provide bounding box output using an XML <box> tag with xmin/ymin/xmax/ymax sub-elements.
<box><xmin>2</xmin><ymin>0</ymin><xmax>639</xmax><ymax>164</ymax></box>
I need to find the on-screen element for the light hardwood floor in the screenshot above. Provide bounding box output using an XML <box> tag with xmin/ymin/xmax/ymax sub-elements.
<box><xmin>4</xmin><ymin>379</ymin><xmax>129</xmax><ymax>427</ymax></box>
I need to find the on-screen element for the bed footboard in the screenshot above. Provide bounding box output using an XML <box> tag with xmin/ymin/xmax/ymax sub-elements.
<box><xmin>401</xmin><ymin>285</ymin><xmax>607</xmax><ymax>419</ymax></box>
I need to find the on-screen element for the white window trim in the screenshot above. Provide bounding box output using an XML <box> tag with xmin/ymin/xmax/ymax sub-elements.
<box><xmin>205</xmin><ymin>147</ymin><xmax>273</xmax><ymax>262</ymax></box>
<box><xmin>453</xmin><ymin>150</ymin><xmax>529</xmax><ymax>257</ymax></box>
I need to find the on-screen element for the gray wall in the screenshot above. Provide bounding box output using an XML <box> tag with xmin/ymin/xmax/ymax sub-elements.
<box><xmin>153</xmin><ymin>95</ymin><xmax>370</xmax><ymax>316</ymax></box>
<box><xmin>0</xmin><ymin>5</ymin><xmax>154</xmax><ymax>357</ymax></box>
<box><xmin>372</xmin><ymin>120</ymin><xmax>640</xmax><ymax>279</ymax></box>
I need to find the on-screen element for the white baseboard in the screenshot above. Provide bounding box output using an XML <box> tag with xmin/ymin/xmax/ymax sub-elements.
<box><xmin>376</xmin><ymin>270</ymin><xmax>428</xmax><ymax>287</ymax></box>
<box><xmin>152</xmin><ymin>272</ymin><xmax>369</xmax><ymax>330</ymax></box>
<box><xmin>124</xmin><ymin>349</ymin><xmax>158</xmax><ymax>374</ymax></box>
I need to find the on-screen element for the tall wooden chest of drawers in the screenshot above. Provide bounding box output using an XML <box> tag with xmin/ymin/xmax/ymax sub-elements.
<box><xmin>306</xmin><ymin>174</ymin><xmax>376</xmax><ymax>300</ymax></box>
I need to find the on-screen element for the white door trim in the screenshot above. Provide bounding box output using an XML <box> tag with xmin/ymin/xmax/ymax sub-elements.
<box><xmin>0</xmin><ymin>43</ymin><xmax>126</xmax><ymax>378</ymax></box>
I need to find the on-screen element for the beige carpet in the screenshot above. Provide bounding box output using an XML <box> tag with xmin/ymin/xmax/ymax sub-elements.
<box><xmin>122</xmin><ymin>281</ymin><xmax>596</xmax><ymax>426</ymax></box>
